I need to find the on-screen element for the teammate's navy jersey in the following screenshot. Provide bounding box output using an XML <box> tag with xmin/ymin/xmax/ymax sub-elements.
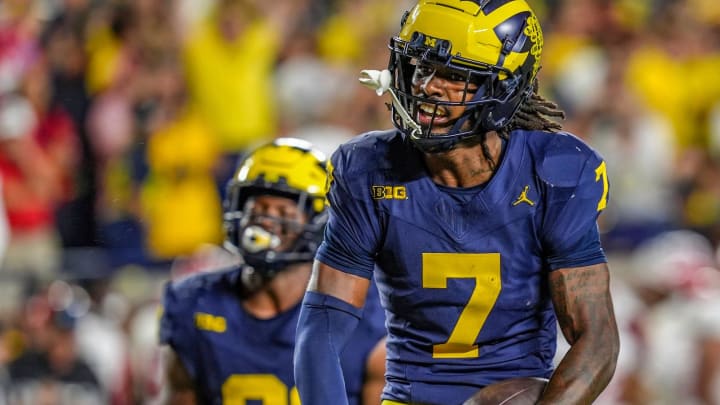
<box><xmin>316</xmin><ymin>129</ymin><xmax>609</xmax><ymax>405</ymax></box>
<box><xmin>159</xmin><ymin>267</ymin><xmax>386</xmax><ymax>405</ymax></box>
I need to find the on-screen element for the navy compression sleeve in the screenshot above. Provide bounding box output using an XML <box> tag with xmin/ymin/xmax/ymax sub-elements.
<box><xmin>294</xmin><ymin>291</ymin><xmax>362</xmax><ymax>405</ymax></box>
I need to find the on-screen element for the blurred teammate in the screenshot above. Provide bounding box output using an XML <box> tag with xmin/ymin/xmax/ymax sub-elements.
<box><xmin>159</xmin><ymin>138</ymin><xmax>386</xmax><ymax>404</ymax></box>
<box><xmin>294</xmin><ymin>1</ymin><xmax>619</xmax><ymax>404</ymax></box>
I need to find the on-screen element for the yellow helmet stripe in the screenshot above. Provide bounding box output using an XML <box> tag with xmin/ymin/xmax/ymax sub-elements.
<box><xmin>480</xmin><ymin>1</ymin><xmax>530</xmax><ymax>21</ymax></box>
<box><xmin>474</xmin><ymin>1</ymin><xmax>534</xmax><ymax>73</ymax></box>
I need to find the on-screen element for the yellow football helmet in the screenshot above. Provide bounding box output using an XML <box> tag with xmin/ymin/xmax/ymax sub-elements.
<box><xmin>223</xmin><ymin>138</ymin><xmax>328</xmax><ymax>280</ymax></box>
<box><xmin>389</xmin><ymin>0</ymin><xmax>543</xmax><ymax>152</ymax></box>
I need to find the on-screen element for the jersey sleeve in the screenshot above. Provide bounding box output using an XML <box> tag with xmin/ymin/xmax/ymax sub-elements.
<box><xmin>158</xmin><ymin>279</ymin><xmax>200</xmax><ymax>379</ymax></box>
<box><xmin>315</xmin><ymin>142</ymin><xmax>383</xmax><ymax>279</ymax></box>
<box><xmin>539</xmin><ymin>135</ymin><xmax>610</xmax><ymax>270</ymax></box>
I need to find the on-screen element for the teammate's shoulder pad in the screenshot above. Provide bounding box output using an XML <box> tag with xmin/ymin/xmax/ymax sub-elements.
<box><xmin>164</xmin><ymin>267</ymin><xmax>236</xmax><ymax>307</ymax></box>
<box><xmin>532</xmin><ymin>131</ymin><xmax>603</xmax><ymax>188</ymax></box>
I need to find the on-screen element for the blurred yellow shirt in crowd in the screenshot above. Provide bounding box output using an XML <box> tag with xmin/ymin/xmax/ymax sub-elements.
<box><xmin>85</xmin><ymin>27</ymin><xmax>125</xmax><ymax>95</ymax></box>
<box><xmin>141</xmin><ymin>108</ymin><xmax>222</xmax><ymax>260</ymax></box>
<box><xmin>317</xmin><ymin>0</ymin><xmax>405</xmax><ymax>67</ymax></box>
<box><xmin>626</xmin><ymin>46</ymin><xmax>720</xmax><ymax>151</ymax></box>
<box><xmin>183</xmin><ymin>18</ymin><xmax>279</xmax><ymax>153</ymax></box>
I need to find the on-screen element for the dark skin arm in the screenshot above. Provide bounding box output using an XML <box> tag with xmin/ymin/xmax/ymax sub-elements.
<box><xmin>163</xmin><ymin>347</ymin><xmax>197</xmax><ymax>405</ymax></box>
<box><xmin>307</xmin><ymin>260</ymin><xmax>372</xmax><ymax>308</ymax></box>
<box><xmin>362</xmin><ymin>337</ymin><xmax>387</xmax><ymax>405</ymax></box>
<box><xmin>538</xmin><ymin>263</ymin><xmax>620</xmax><ymax>405</ymax></box>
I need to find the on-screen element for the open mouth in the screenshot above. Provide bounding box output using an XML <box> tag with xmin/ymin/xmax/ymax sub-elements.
<box><xmin>416</xmin><ymin>103</ymin><xmax>450</xmax><ymax>127</ymax></box>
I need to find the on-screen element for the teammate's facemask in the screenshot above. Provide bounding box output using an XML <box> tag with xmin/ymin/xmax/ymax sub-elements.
<box><xmin>223</xmin><ymin>138</ymin><xmax>328</xmax><ymax>290</ymax></box>
<box><xmin>387</xmin><ymin>0</ymin><xmax>544</xmax><ymax>153</ymax></box>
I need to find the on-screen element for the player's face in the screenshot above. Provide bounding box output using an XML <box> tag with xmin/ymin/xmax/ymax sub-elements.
<box><xmin>243</xmin><ymin>195</ymin><xmax>308</xmax><ymax>252</ymax></box>
<box><xmin>410</xmin><ymin>64</ymin><xmax>479</xmax><ymax>134</ymax></box>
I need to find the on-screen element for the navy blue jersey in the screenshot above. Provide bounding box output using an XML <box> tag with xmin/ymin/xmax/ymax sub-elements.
<box><xmin>316</xmin><ymin>129</ymin><xmax>609</xmax><ymax>405</ymax></box>
<box><xmin>159</xmin><ymin>267</ymin><xmax>386</xmax><ymax>405</ymax></box>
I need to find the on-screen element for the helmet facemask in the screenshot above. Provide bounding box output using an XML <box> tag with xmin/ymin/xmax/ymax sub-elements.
<box><xmin>385</xmin><ymin>0</ymin><xmax>543</xmax><ymax>153</ymax></box>
<box><xmin>389</xmin><ymin>33</ymin><xmax>531</xmax><ymax>153</ymax></box>
<box><xmin>224</xmin><ymin>187</ymin><xmax>327</xmax><ymax>290</ymax></box>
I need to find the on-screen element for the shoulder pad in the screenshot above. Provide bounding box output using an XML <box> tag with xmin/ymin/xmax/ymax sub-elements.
<box><xmin>159</xmin><ymin>268</ymin><xmax>238</xmax><ymax>343</ymax></box>
<box><xmin>534</xmin><ymin>131</ymin><xmax>602</xmax><ymax>188</ymax></box>
<box><xmin>165</xmin><ymin>268</ymin><xmax>237</xmax><ymax>309</ymax></box>
<box><xmin>332</xmin><ymin>130</ymin><xmax>405</xmax><ymax>177</ymax></box>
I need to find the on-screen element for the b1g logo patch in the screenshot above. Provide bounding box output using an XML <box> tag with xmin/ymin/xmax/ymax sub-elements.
<box><xmin>372</xmin><ymin>185</ymin><xmax>407</xmax><ymax>200</ymax></box>
<box><xmin>195</xmin><ymin>312</ymin><xmax>227</xmax><ymax>333</ymax></box>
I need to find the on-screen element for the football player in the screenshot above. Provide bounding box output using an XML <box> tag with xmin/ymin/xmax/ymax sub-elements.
<box><xmin>159</xmin><ymin>138</ymin><xmax>386</xmax><ymax>404</ymax></box>
<box><xmin>294</xmin><ymin>1</ymin><xmax>619</xmax><ymax>404</ymax></box>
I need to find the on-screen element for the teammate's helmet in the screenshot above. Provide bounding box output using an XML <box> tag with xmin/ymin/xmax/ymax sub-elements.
<box><xmin>223</xmin><ymin>138</ymin><xmax>328</xmax><ymax>284</ymax></box>
<box><xmin>389</xmin><ymin>0</ymin><xmax>543</xmax><ymax>152</ymax></box>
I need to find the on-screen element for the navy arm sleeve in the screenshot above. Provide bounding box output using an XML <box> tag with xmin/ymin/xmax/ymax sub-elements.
<box><xmin>294</xmin><ymin>291</ymin><xmax>364</xmax><ymax>405</ymax></box>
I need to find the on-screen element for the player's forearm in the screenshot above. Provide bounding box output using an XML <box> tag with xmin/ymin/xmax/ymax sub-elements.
<box><xmin>542</xmin><ymin>264</ymin><xmax>620</xmax><ymax>404</ymax></box>
<box><xmin>538</xmin><ymin>330</ymin><xmax>618</xmax><ymax>404</ymax></box>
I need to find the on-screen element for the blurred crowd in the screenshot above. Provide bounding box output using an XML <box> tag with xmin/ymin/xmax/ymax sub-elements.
<box><xmin>0</xmin><ymin>0</ymin><xmax>719</xmax><ymax>403</ymax></box>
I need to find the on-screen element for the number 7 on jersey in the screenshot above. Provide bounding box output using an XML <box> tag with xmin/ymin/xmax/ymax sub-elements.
<box><xmin>422</xmin><ymin>253</ymin><xmax>502</xmax><ymax>359</ymax></box>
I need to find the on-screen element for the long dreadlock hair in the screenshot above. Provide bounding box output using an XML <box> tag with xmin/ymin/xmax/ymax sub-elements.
<box><xmin>482</xmin><ymin>79</ymin><xmax>566</xmax><ymax>170</ymax></box>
